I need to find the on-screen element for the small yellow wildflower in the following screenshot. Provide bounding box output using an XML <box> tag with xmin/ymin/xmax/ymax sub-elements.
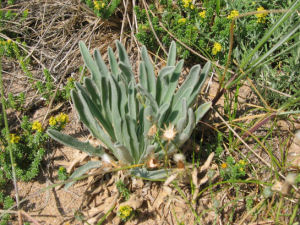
<box><xmin>118</xmin><ymin>205</ymin><xmax>133</xmax><ymax>220</ymax></box>
<box><xmin>239</xmin><ymin>160</ymin><xmax>246</xmax><ymax>165</ymax></box>
<box><xmin>67</xmin><ymin>77</ymin><xmax>74</xmax><ymax>82</ymax></box>
<box><xmin>227</xmin><ymin>10</ymin><xmax>239</xmax><ymax>19</ymax></box>
<box><xmin>7</xmin><ymin>39</ymin><xmax>12</xmax><ymax>44</ymax></box>
<box><xmin>212</xmin><ymin>42</ymin><xmax>222</xmax><ymax>55</ymax></box>
<box><xmin>49</xmin><ymin>116</ymin><xmax>57</xmax><ymax>126</ymax></box>
<box><xmin>239</xmin><ymin>167</ymin><xmax>244</xmax><ymax>172</ymax></box>
<box><xmin>221</xmin><ymin>163</ymin><xmax>228</xmax><ymax>169</ymax></box>
<box><xmin>10</xmin><ymin>134</ymin><xmax>20</xmax><ymax>144</ymax></box>
<box><xmin>190</xmin><ymin>4</ymin><xmax>195</xmax><ymax>10</ymax></box>
<box><xmin>178</xmin><ymin>18</ymin><xmax>187</xmax><ymax>24</ymax></box>
<box><xmin>94</xmin><ymin>1</ymin><xmax>105</xmax><ymax>10</ymax></box>
<box><xmin>256</xmin><ymin>6</ymin><xmax>268</xmax><ymax>23</ymax></box>
<box><xmin>162</xmin><ymin>124</ymin><xmax>177</xmax><ymax>141</ymax></box>
<box><xmin>182</xmin><ymin>0</ymin><xmax>192</xmax><ymax>8</ymax></box>
<box><xmin>32</xmin><ymin>121</ymin><xmax>43</xmax><ymax>132</ymax></box>
<box><xmin>198</xmin><ymin>10</ymin><xmax>206</xmax><ymax>19</ymax></box>
<box><xmin>56</xmin><ymin>113</ymin><xmax>69</xmax><ymax>123</ymax></box>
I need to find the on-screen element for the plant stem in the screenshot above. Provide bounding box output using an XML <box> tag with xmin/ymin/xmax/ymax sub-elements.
<box><xmin>0</xmin><ymin>60</ymin><xmax>20</xmax><ymax>208</ymax></box>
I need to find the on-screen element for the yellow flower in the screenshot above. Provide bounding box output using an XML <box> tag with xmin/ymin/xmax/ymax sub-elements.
<box><xmin>56</xmin><ymin>113</ymin><xmax>69</xmax><ymax>123</ymax></box>
<box><xmin>178</xmin><ymin>18</ymin><xmax>187</xmax><ymax>24</ymax></box>
<box><xmin>256</xmin><ymin>6</ymin><xmax>268</xmax><ymax>23</ymax></box>
<box><xmin>67</xmin><ymin>77</ymin><xmax>74</xmax><ymax>82</ymax></box>
<box><xmin>221</xmin><ymin>163</ymin><xmax>228</xmax><ymax>169</ymax></box>
<box><xmin>239</xmin><ymin>160</ymin><xmax>246</xmax><ymax>165</ymax></box>
<box><xmin>190</xmin><ymin>4</ymin><xmax>195</xmax><ymax>10</ymax></box>
<box><xmin>7</xmin><ymin>39</ymin><xmax>12</xmax><ymax>44</ymax></box>
<box><xmin>94</xmin><ymin>1</ymin><xmax>105</xmax><ymax>10</ymax></box>
<box><xmin>198</xmin><ymin>10</ymin><xmax>206</xmax><ymax>19</ymax></box>
<box><xmin>162</xmin><ymin>124</ymin><xmax>177</xmax><ymax>141</ymax></box>
<box><xmin>10</xmin><ymin>134</ymin><xmax>20</xmax><ymax>144</ymax></box>
<box><xmin>212</xmin><ymin>42</ymin><xmax>222</xmax><ymax>55</ymax></box>
<box><xmin>49</xmin><ymin>116</ymin><xmax>57</xmax><ymax>126</ymax></box>
<box><xmin>227</xmin><ymin>10</ymin><xmax>239</xmax><ymax>19</ymax></box>
<box><xmin>32</xmin><ymin>121</ymin><xmax>43</xmax><ymax>132</ymax></box>
<box><xmin>239</xmin><ymin>167</ymin><xmax>244</xmax><ymax>172</ymax></box>
<box><xmin>118</xmin><ymin>205</ymin><xmax>133</xmax><ymax>220</ymax></box>
<box><xmin>182</xmin><ymin>0</ymin><xmax>192</xmax><ymax>8</ymax></box>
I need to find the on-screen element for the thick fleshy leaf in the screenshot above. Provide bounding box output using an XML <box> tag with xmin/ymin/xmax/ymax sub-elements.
<box><xmin>131</xmin><ymin>168</ymin><xmax>170</xmax><ymax>180</ymax></box>
<box><xmin>65</xmin><ymin>161</ymin><xmax>102</xmax><ymax>189</ymax></box>
<box><xmin>156</xmin><ymin>66</ymin><xmax>175</xmax><ymax>105</ymax></box>
<box><xmin>141</xmin><ymin>45</ymin><xmax>156</xmax><ymax>98</ymax></box>
<box><xmin>114</xmin><ymin>143</ymin><xmax>134</xmax><ymax>164</ymax></box>
<box><xmin>116</xmin><ymin>40</ymin><xmax>131</xmax><ymax>69</ymax></box>
<box><xmin>195</xmin><ymin>101</ymin><xmax>211</xmax><ymax>123</ymax></box>
<box><xmin>167</xmin><ymin>41</ymin><xmax>177</xmax><ymax>66</ymax></box>
<box><xmin>108</xmin><ymin>47</ymin><xmax>118</xmax><ymax>76</ymax></box>
<box><xmin>161</xmin><ymin>60</ymin><xmax>184</xmax><ymax>104</ymax></box>
<box><xmin>47</xmin><ymin>129</ymin><xmax>104</xmax><ymax>157</ymax></box>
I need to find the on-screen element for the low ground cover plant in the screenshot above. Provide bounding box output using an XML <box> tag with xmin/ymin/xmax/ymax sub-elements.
<box><xmin>47</xmin><ymin>40</ymin><xmax>212</xmax><ymax>184</ymax></box>
<box><xmin>82</xmin><ymin>0</ymin><xmax>121</xmax><ymax>18</ymax></box>
<box><xmin>134</xmin><ymin>0</ymin><xmax>300</xmax><ymax>108</ymax></box>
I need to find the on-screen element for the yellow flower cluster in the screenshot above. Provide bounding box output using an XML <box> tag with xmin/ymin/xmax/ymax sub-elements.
<box><xmin>239</xmin><ymin>160</ymin><xmax>246</xmax><ymax>165</ymax></box>
<box><xmin>94</xmin><ymin>1</ymin><xmax>105</xmax><ymax>10</ymax></box>
<box><xmin>255</xmin><ymin>6</ymin><xmax>268</xmax><ymax>23</ymax></box>
<box><xmin>10</xmin><ymin>134</ymin><xmax>20</xmax><ymax>144</ymax></box>
<box><xmin>118</xmin><ymin>205</ymin><xmax>133</xmax><ymax>220</ymax></box>
<box><xmin>49</xmin><ymin>113</ymin><xmax>69</xmax><ymax>128</ymax></box>
<box><xmin>32</xmin><ymin>121</ymin><xmax>43</xmax><ymax>132</ymax></box>
<box><xmin>227</xmin><ymin>10</ymin><xmax>239</xmax><ymax>19</ymax></box>
<box><xmin>212</xmin><ymin>42</ymin><xmax>222</xmax><ymax>55</ymax></box>
<box><xmin>178</xmin><ymin>18</ymin><xmax>186</xmax><ymax>24</ymax></box>
<box><xmin>221</xmin><ymin>163</ymin><xmax>227</xmax><ymax>169</ymax></box>
<box><xmin>198</xmin><ymin>10</ymin><xmax>206</xmax><ymax>19</ymax></box>
<box><xmin>0</xmin><ymin>39</ymin><xmax>12</xmax><ymax>45</ymax></box>
<box><xmin>182</xmin><ymin>0</ymin><xmax>192</xmax><ymax>8</ymax></box>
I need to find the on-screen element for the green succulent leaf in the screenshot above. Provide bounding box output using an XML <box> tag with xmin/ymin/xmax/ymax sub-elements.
<box><xmin>47</xmin><ymin>129</ymin><xmax>104</xmax><ymax>157</ymax></box>
<box><xmin>65</xmin><ymin>161</ymin><xmax>102</xmax><ymax>189</ymax></box>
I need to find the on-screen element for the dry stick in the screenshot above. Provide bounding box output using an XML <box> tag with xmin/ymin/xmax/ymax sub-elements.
<box><xmin>0</xmin><ymin>209</ymin><xmax>41</xmax><ymax>225</ymax></box>
<box><xmin>41</xmin><ymin>24</ymin><xmax>91</xmax><ymax>127</ymax></box>
<box><xmin>142</xmin><ymin>0</ymin><xmax>168</xmax><ymax>55</ymax></box>
<box><xmin>120</xmin><ymin>0</ymin><xmax>129</xmax><ymax>42</ymax></box>
<box><xmin>246</xmin><ymin>77</ymin><xmax>270</xmax><ymax>109</ymax></box>
<box><xmin>24</xmin><ymin>5</ymin><xmax>65</xmax><ymax>69</ymax></box>
<box><xmin>213</xmin><ymin>107</ymin><xmax>299</xmax><ymax>192</ymax></box>
<box><xmin>0</xmin><ymin>61</ymin><xmax>21</xmax><ymax>221</ymax></box>
<box><xmin>20</xmin><ymin>210</ymin><xmax>42</xmax><ymax>225</ymax></box>
<box><xmin>241</xmin><ymin>112</ymin><xmax>276</xmax><ymax>139</ymax></box>
<box><xmin>49</xmin><ymin>37</ymin><xmax>73</xmax><ymax>73</ymax></box>
<box><xmin>257</xmin><ymin>83</ymin><xmax>292</xmax><ymax>98</ymax></box>
<box><xmin>237</xmin><ymin>200</ymin><xmax>266</xmax><ymax>225</ymax></box>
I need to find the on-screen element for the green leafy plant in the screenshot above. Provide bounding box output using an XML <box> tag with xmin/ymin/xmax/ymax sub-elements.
<box><xmin>220</xmin><ymin>157</ymin><xmax>247</xmax><ymax>181</ymax></box>
<box><xmin>82</xmin><ymin>0</ymin><xmax>121</xmax><ymax>19</ymax></box>
<box><xmin>0</xmin><ymin>193</ymin><xmax>14</xmax><ymax>225</ymax></box>
<box><xmin>117</xmin><ymin>205</ymin><xmax>134</xmax><ymax>221</ymax></box>
<box><xmin>47</xmin><ymin>40</ymin><xmax>211</xmax><ymax>185</ymax></box>
<box><xmin>0</xmin><ymin>114</ymin><xmax>69</xmax><ymax>183</ymax></box>
<box><xmin>58</xmin><ymin>166</ymin><xmax>68</xmax><ymax>181</ymax></box>
<box><xmin>116</xmin><ymin>180</ymin><xmax>130</xmax><ymax>200</ymax></box>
